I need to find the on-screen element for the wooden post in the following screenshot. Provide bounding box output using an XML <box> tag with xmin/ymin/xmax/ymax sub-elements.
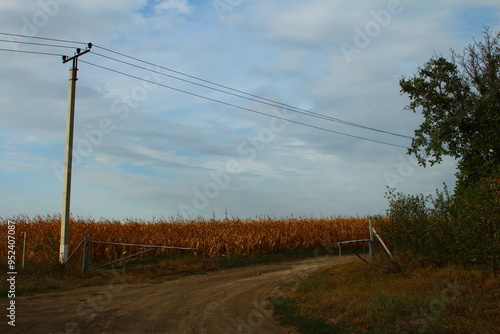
<box><xmin>22</xmin><ymin>231</ymin><xmax>27</xmax><ymax>270</ymax></box>
<box><xmin>369</xmin><ymin>217</ymin><xmax>375</xmax><ymax>259</ymax></box>
<box><xmin>82</xmin><ymin>230</ymin><xmax>89</xmax><ymax>272</ymax></box>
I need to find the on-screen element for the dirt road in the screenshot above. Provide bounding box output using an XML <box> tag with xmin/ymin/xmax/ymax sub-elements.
<box><xmin>11</xmin><ymin>255</ymin><xmax>355</xmax><ymax>334</ymax></box>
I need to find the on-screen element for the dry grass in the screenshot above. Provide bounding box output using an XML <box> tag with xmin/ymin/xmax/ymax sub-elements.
<box><xmin>277</xmin><ymin>258</ymin><xmax>500</xmax><ymax>333</ymax></box>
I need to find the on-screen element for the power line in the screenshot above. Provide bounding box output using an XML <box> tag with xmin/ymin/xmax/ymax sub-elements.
<box><xmin>0</xmin><ymin>32</ymin><xmax>412</xmax><ymax>140</ymax></box>
<box><xmin>0</xmin><ymin>47</ymin><xmax>63</xmax><ymax>57</ymax></box>
<box><xmin>0</xmin><ymin>32</ymin><xmax>86</xmax><ymax>46</ymax></box>
<box><xmin>0</xmin><ymin>32</ymin><xmax>411</xmax><ymax>147</ymax></box>
<box><xmin>91</xmin><ymin>51</ymin><xmax>412</xmax><ymax>140</ymax></box>
<box><xmin>0</xmin><ymin>39</ymin><xmax>76</xmax><ymax>49</ymax></box>
<box><xmin>94</xmin><ymin>45</ymin><xmax>413</xmax><ymax>139</ymax></box>
<box><xmin>80</xmin><ymin>59</ymin><xmax>409</xmax><ymax>149</ymax></box>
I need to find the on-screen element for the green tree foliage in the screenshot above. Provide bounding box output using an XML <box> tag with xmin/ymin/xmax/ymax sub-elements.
<box><xmin>380</xmin><ymin>30</ymin><xmax>500</xmax><ymax>270</ymax></box>
<box><xmin>399</xmin><ymin>29</ymin><xmax>500</xmax><ymax>185</ymax></box>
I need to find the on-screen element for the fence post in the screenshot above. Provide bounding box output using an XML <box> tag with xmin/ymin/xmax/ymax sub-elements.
<box><xmin>82</xmin><ymin>230</ymin><xmax>89</xmax><ymax>272</ymax></box>
<box><xmin>369</xmin><ymin>217</ymin><xmax>374</xmax><ymax>259</ymax></box>
<box><xmin>22</xmin><ymin>231</ymin><xmax>27</xmax><ymax>270</ymax></box>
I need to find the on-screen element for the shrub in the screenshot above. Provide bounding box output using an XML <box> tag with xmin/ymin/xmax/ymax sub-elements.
<box><xmin>379</xmin><ymin>173</ymin><xmax>499</xmax><ymax>270</ymax></box>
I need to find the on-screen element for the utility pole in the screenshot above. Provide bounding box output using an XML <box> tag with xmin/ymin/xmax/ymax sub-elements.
<box><xmin>59</xmin><ymin>44</ymin><xmax>92</xmax><ymax>264</ymax></box>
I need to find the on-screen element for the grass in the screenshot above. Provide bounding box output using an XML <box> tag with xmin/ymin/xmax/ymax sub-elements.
<box><xmin>271</xmin><ymin>296</ymin><xmax>348</xmax><ymax>333</ymax></box>
<box><xmin>272</xmin><ymin>257</ymin><xmax>500</xmax><ymax>334</ymax></box>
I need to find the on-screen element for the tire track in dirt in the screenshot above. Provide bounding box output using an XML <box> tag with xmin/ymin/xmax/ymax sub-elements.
<box><xmin>11</xmin><ymin>255</ymin><xmax>355</xmax><ymax>334</ymax></box>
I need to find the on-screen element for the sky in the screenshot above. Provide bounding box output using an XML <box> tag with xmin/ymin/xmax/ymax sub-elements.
<box><xmin>1</xmin><ymin>0</ymin><xmax>499</xmax><ymax>220</ymax></box>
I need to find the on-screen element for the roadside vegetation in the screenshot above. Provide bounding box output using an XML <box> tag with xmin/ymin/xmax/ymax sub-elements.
<box><xmin>272</xmin><ymin>259</ymin><xmax>499</xmax><ymax>334</ymax></box>
<box><xmin>272</xmin><ymin>29</ymin><xmax>499</xmax><ymax>334</ymax></box>
<box><xmin>272</xmin><ymin>174</ymin><xmax>499</xmax><ymax>333</ymax></box>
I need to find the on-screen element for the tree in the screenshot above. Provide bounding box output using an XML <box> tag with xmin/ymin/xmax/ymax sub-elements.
<box><xmin>400</xmin><ymin>29</ymin><xmax>500</xmax><ymax>186</ymax></box>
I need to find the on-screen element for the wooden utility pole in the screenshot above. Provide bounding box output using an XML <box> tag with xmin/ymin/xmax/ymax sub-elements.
<box><xmin>59</xmin><ymin>44</ymin><xmax>91</xmax><ymax>264</ymax></box>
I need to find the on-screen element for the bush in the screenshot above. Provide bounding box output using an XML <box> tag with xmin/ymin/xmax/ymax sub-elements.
<box><xmin>379</xmin><ymin>173</ymin><xmax>499</xmax><ymax>270</ymax></box>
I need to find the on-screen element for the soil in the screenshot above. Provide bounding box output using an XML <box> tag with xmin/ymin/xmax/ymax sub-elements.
<box><xmin>9</xmin><ymin>255</ymin><xmax>355</xmax><ymax>334</ymax></box>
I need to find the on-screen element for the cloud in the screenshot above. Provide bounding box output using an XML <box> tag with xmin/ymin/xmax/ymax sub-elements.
<box><xmin>154</xmin><ymin>0</ymin><xmax>193</xmax><ymax>15</ymax></box>
<box><xmin>1</xmin><ymin>0</ymin><xmax>496</xmax><ymax>219</ymax></box>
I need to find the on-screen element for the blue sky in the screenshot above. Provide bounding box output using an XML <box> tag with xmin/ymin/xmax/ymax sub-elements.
<box><xmin>1</xmin><ymin>0</ymin><xmax>499</xmax><ymax>220</ymax></box>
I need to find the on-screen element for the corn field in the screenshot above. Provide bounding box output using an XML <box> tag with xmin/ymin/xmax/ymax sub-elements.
<box><xmin>0</xmin><ymin>215</ymin><xmax>371</xmax><ymax>264</ymax></box>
